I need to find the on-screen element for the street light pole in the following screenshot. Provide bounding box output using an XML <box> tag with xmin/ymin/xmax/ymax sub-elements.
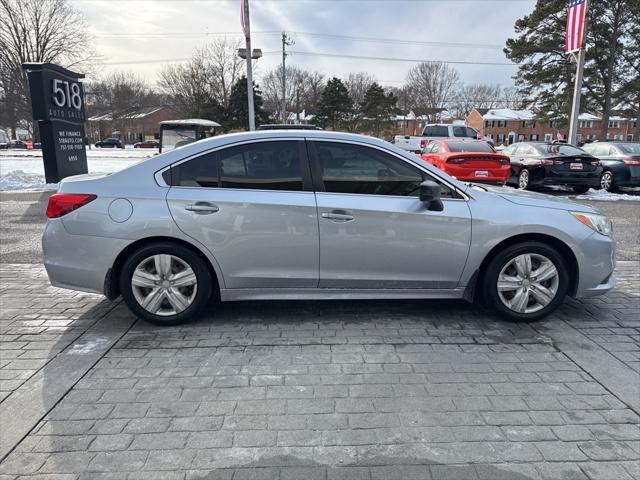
<box><xmin>243</xmin><ymin>0</ymin><xmax>255</xmax><ymax>131</ymax></box>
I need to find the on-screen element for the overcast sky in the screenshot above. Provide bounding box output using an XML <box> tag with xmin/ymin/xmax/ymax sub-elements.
<box><xmin>75</xmin><ymin>0</ymin><xmax>536</xmax><ymax>88</ymax></box>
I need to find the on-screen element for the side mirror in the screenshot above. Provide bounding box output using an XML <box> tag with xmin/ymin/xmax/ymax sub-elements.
<box><xmin>419</xmin><ymin>180</ymin><xmax>444</xmax><ymax>211</ymax></box>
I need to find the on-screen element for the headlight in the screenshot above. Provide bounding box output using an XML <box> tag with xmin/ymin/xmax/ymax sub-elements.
<box><xmin>570</xmin><ymin>212</ymin><xmax>613</xmax><ymax>236</ymax></box>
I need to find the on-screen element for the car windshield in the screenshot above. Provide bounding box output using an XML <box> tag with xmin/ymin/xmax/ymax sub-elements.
<box><xmin>537</xmin><ymin>144</ymin><xmax>586</xmax><ymax>156</ymax></box>
<box><xmin>617</xmin><ymin>143</ymin><xmax>640</xmax><ymax>154</ymax></box>
<box><xmin>446</xmin><ymin>141</ymin><xmax>494</xmax><ymax>153</ymax></box>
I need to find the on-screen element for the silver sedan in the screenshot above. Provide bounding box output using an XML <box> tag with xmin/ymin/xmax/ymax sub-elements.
<box><xmin>42</xmin><ymin>130</ymin><xmax>616</xmax><ymax>325</ymax></box>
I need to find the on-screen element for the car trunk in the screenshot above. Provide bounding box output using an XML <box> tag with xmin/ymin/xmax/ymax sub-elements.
<box><xmin>548</xmin><ymin>155</ymin><xmax>598</xmax><ymax>173</ymax></box>
<box><xmin>446</xmin><ymin>153</ymin><xmax>509</xmax><ymax>169</ymax></box>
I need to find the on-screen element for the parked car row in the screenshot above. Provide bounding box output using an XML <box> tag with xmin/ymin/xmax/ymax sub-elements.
<box><xmin>416</xmin><ymin>138</ymin><xmax>640</xmax><ymax>192</ymax></box>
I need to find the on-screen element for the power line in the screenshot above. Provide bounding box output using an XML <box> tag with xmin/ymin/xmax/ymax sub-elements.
<box><xmin>73</xmin><ymin>0</ymin><xmax>533</xmax><ymax>3</ymax></box>
<box><xmin>96</xmin><ymin>50</ymin><xmax>516</xmax><ymax>67</ymax></box>
<box><xmin>288</xmin><ymin>51</ymin><xmax>517</xmax><ymax>66</ymax></box>
<box><xmin>93</xmin><ymin>30</ymin><xmax>504</xmax><ymax>50</ymax></box>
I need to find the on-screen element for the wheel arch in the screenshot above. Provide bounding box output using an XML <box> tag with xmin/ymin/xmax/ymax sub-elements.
<box><xmin>472</xmin><ymin>233</ymin><xmax>579</xmax><ymax>301</ymax></box>
<box><xmin>105</xmin><ymin>236</ymin><xmax>222</xmax><ymax>300</ymax></box>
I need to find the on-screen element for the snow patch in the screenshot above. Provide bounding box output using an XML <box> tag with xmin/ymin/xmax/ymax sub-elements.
<box><xmin>0</xmin><ymin>170</ymin><xmax>58</xmax><ymax>191</ymax></box>
<box><xmin>576</xmin><ymin>189</ymin><xmax>640</xmax><ymax>202</ymax></box>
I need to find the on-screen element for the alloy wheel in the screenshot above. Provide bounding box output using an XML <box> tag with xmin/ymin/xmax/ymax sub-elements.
<box><xmin>496</xmin><ymin>253</ymin><xmax>559</xmax><ymax>314</ymax></box>
<box><xmin>131</xmin><ymin>254</ymin><xmax>198</xmax><ymax>316</ymax></box>
<box><xmin>518</xmin><ymin>170</ymin><xmax>529</xmax><ymax>189</ymax></box>
<box><xmin>600</xmin><ymin>171</ymin><xmax>613</xmax><ymax>191</ymax></box>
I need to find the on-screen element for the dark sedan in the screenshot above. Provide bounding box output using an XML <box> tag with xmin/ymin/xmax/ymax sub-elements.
<box><xmin>134</xmin><ymin>140</ymin><xmax>159</xmax><ymax>149</ymax></box>
<box><xmin>501</xmin><ymin>142</ymin><xmax>602</xmax><ymax>193</ymax></box>
<box><xmin>95</xmin><ymin>138</ymin><xmax>123</xmax><ymax>148</ymax></box>
<box><xmin>581</xmin><ymin>142</ymin><xmax>640</xmax><ymax>191</ymax></box>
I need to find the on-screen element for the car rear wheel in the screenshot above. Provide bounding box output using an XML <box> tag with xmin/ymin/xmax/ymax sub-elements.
<box><xmin>572</xmin><ymin>185</ymin><xmax>590</xmax><ymax>194</ymax></box>
<box><xmin>119</xmin><ymin>242</ymin><xmax>212</xmax><ymax>325</ymax></box>
<box><xmin>517</xmin><ymin>169</ymin><xmax>530</xmax><ymax>190</ymax></box>
<box><xmin>482</xmin><ymin>242</ymin><xmax>569</xmax><ymax>322</ymax></box>
<box><xmin>600</xmin><ymin>171</ymin><xmax>616</xmax><ymax>192</ymax></box>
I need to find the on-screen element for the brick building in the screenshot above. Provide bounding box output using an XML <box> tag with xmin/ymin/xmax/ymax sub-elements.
<box><xmin>466</xmin><ymin>108</ymin><xmax>637</xmax><ymax>146</ymax></box>
<box><xmin>87</xmin><ymin>106</ymin><xmax>179</xmax><ymax>144</ymax></box>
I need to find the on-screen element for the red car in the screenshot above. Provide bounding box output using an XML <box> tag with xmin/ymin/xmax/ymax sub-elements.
<box><xmin>420</xmin><ymin>139</ymin><xmax>511</xmax><ymax>185</ymax></box>
<box><xmin>134</xmin><ymin>140</ymin><xmax>159</xmax><ymax>149</ymax></box>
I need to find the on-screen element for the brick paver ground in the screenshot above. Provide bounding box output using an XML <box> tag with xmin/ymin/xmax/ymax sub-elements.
<box><xmin>0</xmin><ymin>262</ymin><xmax>638</xmax><ymax>479</ymax></box>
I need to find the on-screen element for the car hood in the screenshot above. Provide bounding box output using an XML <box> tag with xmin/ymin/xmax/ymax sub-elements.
<box><xmin>470</xmin><ymin>185</ymin><xmax>598</xmax><ymax>213</ymax></box>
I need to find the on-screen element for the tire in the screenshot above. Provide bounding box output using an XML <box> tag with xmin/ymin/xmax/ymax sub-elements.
<box><xmin>482</xmin><ymin>241</ymin><xmax>570</xmax><ymax>322</ymax></box>
<box><xmin>119</xmin><ymin>242</ymin><xmax>213</xmax><ymax>326</ymax></box>
<box><xmin>600</xmin><ymin>171</ymin><xmax>616</xmax><ymax>192</ymax></box>
<box><xmin>517</xmin><ymin>169</ymin><xmax>530</xmax><ymax>190</ymax></box>
<box><xmin>572</xmin><ymin>185</ymin><xmax>590</xmax><ymax>194</ymax></box>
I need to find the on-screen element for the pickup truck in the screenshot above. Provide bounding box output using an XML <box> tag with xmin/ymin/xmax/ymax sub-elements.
<box><xmin>394</xmin><ymin>124</ymin><xmax>480</xmax><ymax>153</ymax></box>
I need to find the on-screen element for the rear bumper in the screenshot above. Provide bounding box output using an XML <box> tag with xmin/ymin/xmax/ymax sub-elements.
<box><xmin>42</xmin><ymin>219</ymin><xmax>130</xmax><ymax>295</ymax></box>
<box><xmin>531</xmin><ymin>167</ymin><xmax>602</xmax><ymax>187</ymax></box>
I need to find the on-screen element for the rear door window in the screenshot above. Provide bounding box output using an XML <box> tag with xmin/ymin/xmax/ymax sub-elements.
<box><xmin>167</xmin><ymin>140</ymin><xmax>305</xmax><ymax>191</ymax></box>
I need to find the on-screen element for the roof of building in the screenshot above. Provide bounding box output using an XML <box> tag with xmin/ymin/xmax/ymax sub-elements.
<box><xmin>483</xmin><ymin>109</ymin><xmax>537</xmax><ymax>121</ymax></box>
<box><xmin>88</xmin><ymin>106</ymin><xmax>173</xmax><ymax>122</ymax></box>
<box><xmin>159</xmin><ymin>118</ymin><xmax>221</xmax><ymax>127</ymax></box>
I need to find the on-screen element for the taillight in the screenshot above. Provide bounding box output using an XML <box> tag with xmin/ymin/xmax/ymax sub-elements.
<box><xmin>46</xmin><ymin>193</ymin><xmax>97</xmax><ymax>218</ymax></box>
<box><xmin>446</xmin><ymin>158</ymin><xmax>465</xmax><ymax>164</ymax></box>
<box><xmin>622</xmin><ymin>157</ymin><xmax>640</xmax><ymax>166</ymax></box>
<box><xmin>540</xmin><ymin>159</ymin><xmax>555</xmax><ymax>166</ymax></box>
<box><xmin>420</xmin><ymin>139</ymin><xmax>427</xmax><ymax>150</ymax></box>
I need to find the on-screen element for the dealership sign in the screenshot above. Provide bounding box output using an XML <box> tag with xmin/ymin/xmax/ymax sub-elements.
<box><xmin>23</xmin><ymin>63</ymin><xmax>88</xmax><ymax>183</ymax></box>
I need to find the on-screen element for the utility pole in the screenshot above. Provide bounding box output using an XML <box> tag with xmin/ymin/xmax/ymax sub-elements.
<box><xmin>568</xmin><ymin>0</ymin><xmax>589</xmax><ymax>145</ymax></box>
<box><xmin>296</xmin><ymin>83</ymin><xmax>300</xmax><ymax>124</ymax></box>
<box><xmin>281</xmin><ymin>32</ymin><xmax>294</xmax><ymax>124</ymax></box>
<box><xmin>243</xmin><ymin>0</ymin><xmax>255</xmax><ymax>130</ymax></box>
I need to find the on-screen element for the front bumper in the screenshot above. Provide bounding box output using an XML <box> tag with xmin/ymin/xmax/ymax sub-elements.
<box><xmin>42</xmin><ymin>219</ymin><xmax>130</xmax><ymax>295</ymax></box>
<box><xmin>574</xmin><ymin>231</ymin><xmax>616</xmax><ymax>298</ymax></box>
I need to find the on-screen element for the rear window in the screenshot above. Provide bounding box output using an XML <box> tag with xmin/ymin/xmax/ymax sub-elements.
<box><xmin>423</xmin><ymin>126</ymin><xmax>449</xmax><ymax>137</ymax></box>
<box><xmin>618</xmin><ymin>143</ymin><xmax>640</xmax><ymax>154</ymax></box>
<box><xmin>446</xmin><ymin>141</ymin><xmax>494</xmax><ymax>153</ymax></box>
<box><xmin>536</xmin><ymin>144</ymin><xmax>586</xmax><ymax>156</ymax></box>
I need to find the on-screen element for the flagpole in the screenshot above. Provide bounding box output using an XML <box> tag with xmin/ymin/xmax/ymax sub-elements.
<box><xmin>568</xmin><ymin>0</ymin><xmax>589</xmax><ymax>145</ymax></box>
<box><xmin>243</xmin><ymin>0</ymin><xmax>256</xmax><ymax>131</ymax></box>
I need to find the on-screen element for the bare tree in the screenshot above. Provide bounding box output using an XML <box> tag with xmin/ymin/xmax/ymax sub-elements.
<box><xmin>157</xmin><ymin>38</ymin><xmax>244</xmax><ymax>119</ymax></box>
<box><xmin>452</xmin><ymin>83</ymin><xmax>504</xmax><ymax>118</ymax></box>
<box><xmin>260</xmin><ymin>66</ymin><xmax>325</xmax><ymax>119</ymax></box>
<box><xmin>345</xmin><ymin>72</ymin><xmax>377</xmax><ymax>108</ymax></box>
<box><xmin>0</xmin><ymin>0</ymin><xmax>92</xmax><ymax>137</ymax></box>
<box><xmin>85</xmin><ymin>71</ymin><xmax>160</xmax><ymax>141</ymax></box>
<box><xmin>405</xmin><ymin>62</ymin><xmax>460</xmax><ymax>120</ymax></box>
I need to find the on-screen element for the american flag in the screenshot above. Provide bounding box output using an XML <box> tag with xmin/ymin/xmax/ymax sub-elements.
<box><xmin>240</xmin><ymin>0</ymin><xmax>247</xmax><ymax>35</ymax></box>
<box><xmin>565</xmin><ymin>0</ymin><xmax>587</xmax><ymax>53</ymax></box>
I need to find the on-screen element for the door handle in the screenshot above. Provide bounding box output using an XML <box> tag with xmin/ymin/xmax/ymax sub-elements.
<box><xmin>185</xmin><ymin>203</ymin><xmax>219</xmax><ymax>214</ymax></box>
<box><xmin>321</xmin><ymin>212</ymin><xmax>354</xmax><ymax>222</ymax></box>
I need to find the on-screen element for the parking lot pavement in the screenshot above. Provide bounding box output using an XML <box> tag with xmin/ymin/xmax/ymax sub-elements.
<box><xmin>0</xmin><ymin>262</ymin><xmax>638</xmax><ymax>479</ymax></box>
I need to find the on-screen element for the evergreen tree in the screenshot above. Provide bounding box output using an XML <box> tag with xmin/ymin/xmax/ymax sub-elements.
<box><xmin>361</xmin><ymin>82</ymin><xmax>398</xmax><ymax>137</ymax></box>
<box><xmin>505</xmin><ymin>0</ymin><xmax>636</xmax><ymax>139</ymax></box>
<box><xmin>225</xmin><ymin>76</ymin><xmax>269</xmax><ymax>131</ymax></box>
<box><xmin>504</xmin><ymin>0</ymin><xmax>577</xmax><ymax>125</ymax></box>
<box><xmin>315</xmin><ymin>77</ymin><xmax>352</xmax><ymax>131</ymax></box>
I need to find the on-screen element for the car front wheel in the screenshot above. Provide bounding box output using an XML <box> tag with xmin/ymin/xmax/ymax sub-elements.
<box><xmin>482</xmin><ymin>242</ymin><xmax>569</xmax><ymax>321</ymax></box>
<box><xmin>119</xmin><ymin>243</ymin><xmax>212</xmax><ymax>325</ymax></box>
